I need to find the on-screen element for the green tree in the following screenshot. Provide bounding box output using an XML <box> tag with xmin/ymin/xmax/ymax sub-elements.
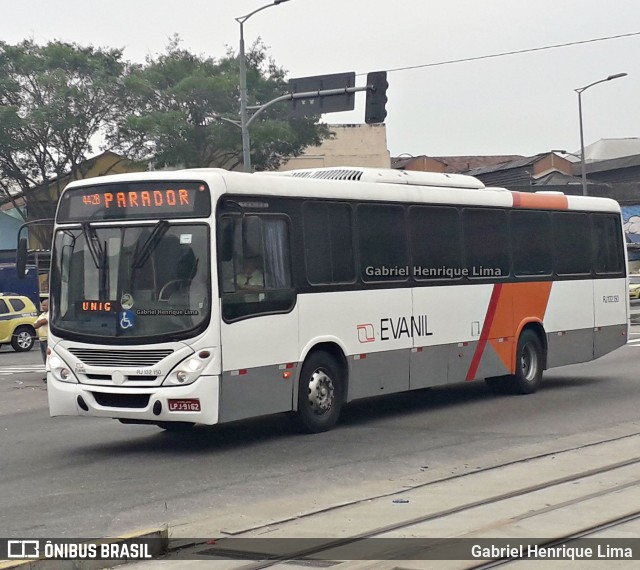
<box><xmin>0</xmin><ymin>40</ymin><xmax>127</xmax><ymax>224</ymax></box>
<box><xmin>110</xmin><ymin>37</ymin><xmax>330</xmax><ymax>171</ymax></box>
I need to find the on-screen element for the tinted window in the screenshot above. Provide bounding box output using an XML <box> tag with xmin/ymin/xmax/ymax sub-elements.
<box><xmin>410</xmin><ymin>206</ymin><xmax>464</xmax><ymax>280</ymax></box>
<box><xmin>0</xmin><ymin>299</ymin><xmax>8</xmax><ymax>314</ymax></box>
<box><xmin>303</xmin><ymin>202</ymin><xmax>355</xmax><ymax>284</ymax></box>
<box><xmin>592</xmin><ymin>214</ymin><xmax>624</xmax><ymax>275</ymax></box>
<box><xmin>220</xmin><ymin>215</ymin><xmax>295</xmax><ymax>321</ymax></box>
<box><xmin>511</xmin><ymin>210</ymin><xmax>552</xmax><ymax>276</ymax></box>
<box><xmin>358</xmin><ymin>204</ymin><xmax>408</xmax><ymax>282</ymax></box>
<box><xmin>9</xmin><ymin>298</ymin><xmax>26</xmax><ymax>312</ymax></box>
<box><xmin>463</xmin><ymin>209</ymin><xmax>509</xmax><ymax>278</ymax></box>
<box><xmin>552</xmin><ymin>212</ymin><xmax>591</xmax><ymax>275</ymax></box>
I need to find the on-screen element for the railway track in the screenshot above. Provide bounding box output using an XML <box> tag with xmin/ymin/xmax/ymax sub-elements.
<box><xmin>162</xmin><ymin>432</ymin><xmax>640</xmax><ymax>569</ymax></box>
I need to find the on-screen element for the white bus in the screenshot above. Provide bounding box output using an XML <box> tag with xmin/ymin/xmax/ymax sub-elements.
<box><xmin>43</xmin><ymin>167</ymin><xmax>628</xmax><ymax>433</ymax></box>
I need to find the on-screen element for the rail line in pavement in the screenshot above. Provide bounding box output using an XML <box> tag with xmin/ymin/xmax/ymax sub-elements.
<box><xmin>159</xmin><ymin>433</ymin><xmax>640</xmax><ymax>569</ymax></box>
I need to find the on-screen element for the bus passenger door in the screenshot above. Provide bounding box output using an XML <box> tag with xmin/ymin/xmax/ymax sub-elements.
<box><xmin>218</xmin><ymin>214</ymin><xmax>299</xmax><ymax>423</ymax></box>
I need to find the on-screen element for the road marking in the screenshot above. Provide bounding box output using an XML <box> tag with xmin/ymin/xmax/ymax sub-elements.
<box><xmin>0</xmin><ymin>365</ymin><xmax>45</xmax><ymax>375</ymax></box>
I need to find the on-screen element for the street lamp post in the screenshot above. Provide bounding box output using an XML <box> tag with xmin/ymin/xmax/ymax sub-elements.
<box><xmin>575</xmin><ymin>72</ymin><xmax>627</xmax><ymax>195</ymax></box>
<box><xmin>236</xmin><ymin>0</ymin><xmax>291</xmax><ymax>173</ymax></box>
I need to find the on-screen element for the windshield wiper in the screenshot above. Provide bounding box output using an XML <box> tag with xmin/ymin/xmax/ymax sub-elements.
<box><xmin>81</xmin><ymin>223</ymin><xmax>110</xmax><ymax>298</ymax></box>
<box><xmin>132</xmin><ymin>220</ymin><xmax>170</xmax><ymax>269</ymax></box>
<box><xmin>81</xmin><ymin>223</ymin><xmax>106</xmax><ymax>269</ymax></box>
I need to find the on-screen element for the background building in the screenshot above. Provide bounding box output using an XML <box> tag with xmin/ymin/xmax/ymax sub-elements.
<box><xmin>279</xmin><ymin>124</ymin><xmax>390</xmax><ymax>170</ymax></box>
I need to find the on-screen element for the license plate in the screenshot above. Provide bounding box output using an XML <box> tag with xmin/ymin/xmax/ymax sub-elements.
<box><xmin>168</xmin><ymin>398</ymin><xmax>201</xmax><ymax>412</ymax></box>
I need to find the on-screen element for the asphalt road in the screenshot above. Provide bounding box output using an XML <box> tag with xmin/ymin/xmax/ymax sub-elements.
<box><xmin>1</xmin><ymin>331</ymin><xmax>640</xmax><ymax>540</ymax></box>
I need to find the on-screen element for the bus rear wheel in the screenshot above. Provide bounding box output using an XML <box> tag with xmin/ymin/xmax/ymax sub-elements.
<box><xmin>486</xmin><ymin>330</ymin><xmax>544</xmax><ymax>395</ymax></box>
<box><xmin>295</xmin><ymin>351</ymin><xmax>344</xmax><ymax>433</ymax></box>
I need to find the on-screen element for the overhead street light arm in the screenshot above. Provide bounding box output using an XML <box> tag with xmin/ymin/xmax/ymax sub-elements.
<box><xmin>574</xmin><ymin>72</ymin><xmax>628</xmax><ymax>196</ymax></box>
<box><xmin>207</xmin><ymin>113</ymin><xmax>241</xmax><ymax>129</ymax></box>
<box><xmin>550</xmin><ymin>149</ymin><xmax>582</xmax><ymax>159</ymax></box>
<box><xmin>237</xmin><ymin>0</ymin><xmax>292</xmax><ymax>173</ymax></box>
<box><xmin>575</xmin><ymin>72</ymin><xmax>628</xmax><ymax>94</ymax></box>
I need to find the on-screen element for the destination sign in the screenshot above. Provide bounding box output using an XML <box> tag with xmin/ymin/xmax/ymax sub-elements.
<box><xmin>57</xmin><ymin>181</ymin><xmax>211</xmax><ymax>221</ymax></box>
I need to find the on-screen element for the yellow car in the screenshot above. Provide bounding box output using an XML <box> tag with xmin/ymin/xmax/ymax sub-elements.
<box><xmin>629</xmin><ymin>275</ymin><xmax>640</xmax><ymax>300</ymax></box>
<box><xmin>0</xmin><ymin>294</ymin><xmax>38</xmax><ymax>352</ymax></box>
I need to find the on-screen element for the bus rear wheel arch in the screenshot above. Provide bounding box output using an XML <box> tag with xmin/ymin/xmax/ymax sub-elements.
<box><xmin>295</xmin><ymin>349</ymin><xmax>346</xmax><ymax>433</ymax></box>
<box><xmin>486</xmin><ymin>327</ymin><xmax>545</xmax><ymax>395</ymax></box>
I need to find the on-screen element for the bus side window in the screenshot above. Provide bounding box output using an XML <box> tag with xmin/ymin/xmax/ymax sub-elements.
<box><xmin>511</xmin><ymin>210</ymin><xmax>552</xmax><ymax>276</ymax></box>
<box><xmin>463</xmin><ymin>208</ymin><xmax>510</xmax><ymax>277</ymax></box>
<box><xmin>220</xmin><ymin>214</ymin><xmax>294</xmax><ymax>321</ymax></box>
<box><xmin>236</xmin><ymin>216</ymin><xmax>266</xmax><ymax>290</ymax></box>
<box><xmin>592</xmin><ymin>214</ymin><xmax>623</xmax><ymax>275</ymax></box>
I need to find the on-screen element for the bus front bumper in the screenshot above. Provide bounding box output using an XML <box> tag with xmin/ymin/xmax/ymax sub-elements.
<box><xmin>47</xmin><ymin>374</ymin><xmax>220</xmax><ymax>426</ymax></box>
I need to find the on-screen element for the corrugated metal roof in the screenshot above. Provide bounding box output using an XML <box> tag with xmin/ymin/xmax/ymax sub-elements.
<box><xmin>582</xmin><ymin>153</ymin><xmax>640</xmax><ymax>174</ymax></box>
<box><xmin>465</xmin><ymin>154</ymin><xmax>547</xmax><ymax>176</ymax></box>
<box><xmin>581</xmin><ymin>138</ymin><xmax>640</xmax><ymax>163</ymax></box>
<box><xmin>434</xmin><ymin>155</ymin><xmax>523</xmax><ymax>173</ymax></box>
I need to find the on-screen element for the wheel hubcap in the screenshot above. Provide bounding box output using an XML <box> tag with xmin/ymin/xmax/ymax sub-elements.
<box><xmin>521</xmin><ymin>343</ymin><xmax>537</xmax><ymax>382</ymax></box>
<box><xmin>307</xmin><ymin>369</ymin><xmax>335</xmax><ymax>415</ymax></box>
<box><xmin>17</xmin><ymin>332</ymin><xmax>31</xmax><ymax>349</ymax></box>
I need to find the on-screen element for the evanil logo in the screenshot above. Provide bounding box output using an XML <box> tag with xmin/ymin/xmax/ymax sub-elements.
<box><xmin>357</xmin><ymin>315</ymin><xmax>434</xmax><ymax>343</ymax></box>
<box><xmin>381</xmin><ymin>315</ymin><xmax>433</xmax><ymax>341</ymax></box>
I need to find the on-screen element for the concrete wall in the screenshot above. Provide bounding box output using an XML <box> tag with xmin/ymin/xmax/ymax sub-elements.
<box><xmin>0</xmin><ymin>211</ymin><xmax>22</xmax><ymax>250</ymax></box>
<box><xmin>279</xmin><ymin>124</ymin><xmax>390</xmax><ymax>171</ymax></box>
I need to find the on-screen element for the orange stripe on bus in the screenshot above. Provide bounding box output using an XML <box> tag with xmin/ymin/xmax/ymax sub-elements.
<box><xmin>512</xmin><ymin>191</ymin><xmax>568</xmax><ymax>210</ymax></box>
<box><xmin>467</xmin><ymin>282</ymin><xmax>553</xmax><ymax>378</ymax></box>
<box><xmin>466</xmin><ymin>284</ymin><xmax>502</xmax><ymax>380</ymax></box>
<box><xmin>490</xmin><ymin>282</ymin><xmax>553</xmax><ymax>372</ymax></box>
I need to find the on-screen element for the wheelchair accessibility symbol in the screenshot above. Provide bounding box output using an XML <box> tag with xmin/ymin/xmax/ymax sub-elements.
<box><xmin>119</xmin><ymin>310</ymin><xmax>136</xmax><ymax>330</ymax></box>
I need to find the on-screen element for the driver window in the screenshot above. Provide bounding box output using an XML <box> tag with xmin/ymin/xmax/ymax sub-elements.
<box><xmin>219</xmin><ymin>214</ymin><xmax>294</xmax><ymax>321</ymax></box>
<box><xmin>236</xmin><ymin>216</ymin><xmax>265</xmax><ymax>291</ymax></box>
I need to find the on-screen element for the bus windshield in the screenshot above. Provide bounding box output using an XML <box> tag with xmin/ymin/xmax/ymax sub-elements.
<box><xmin>51</xmin><ymin>223</ymin><xmax>210</xmax><ymax>342</ymax></box>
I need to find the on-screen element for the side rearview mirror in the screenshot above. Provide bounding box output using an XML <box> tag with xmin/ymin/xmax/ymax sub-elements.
<box><xmin>16</xmin><ymin>237</ymin><xmax>28</xmax><ymax>279</ymax></box>
<box><xmin>220</xmin><ymin>218</ymin><xmax>235</xmax><ymax>262</ymax></box>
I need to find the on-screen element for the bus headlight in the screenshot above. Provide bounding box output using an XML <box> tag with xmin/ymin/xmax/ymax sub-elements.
<box><xmin>163</xmin><ymin>352</ymin><xmax>212</xmax><ymax>386</ymax></box>
<box><xmin>49</xmin><ymin>352</ymin><xmax>77</xmax><ymax>384</ymax></box>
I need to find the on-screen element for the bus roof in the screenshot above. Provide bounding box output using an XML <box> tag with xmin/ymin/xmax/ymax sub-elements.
<box><xmin>62</xmin><ymin>166</ymin><xmax>621</xmax><ymax>213</ymax></box>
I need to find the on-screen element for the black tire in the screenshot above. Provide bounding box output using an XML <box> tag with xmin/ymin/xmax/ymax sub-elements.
<box><xmin>508</xmin><ymin>329</ymin><xmax>544</xmax><ymax>394</ymax></box>
<box><xmin>295</xmin><ymin>351</ymin><xmax>344</xmax><ymax>433</ymax></box>
<box><xmin>11</xmin><ymin>326</ymin><xmax>35</xmax><ymax>352</ymax></box>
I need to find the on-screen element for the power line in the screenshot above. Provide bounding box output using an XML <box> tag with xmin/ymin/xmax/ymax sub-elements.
<box><xmin>358</xmin><ymin>31</ymin><xmax>640</xmax><ymax>76</ymax></box>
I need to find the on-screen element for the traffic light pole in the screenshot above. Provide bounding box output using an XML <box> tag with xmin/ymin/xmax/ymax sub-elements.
<box><xmin>246</xmin><ymin>85</ymin><xmax>369</xmax><ymax>128</ymax></box>
<box><xmin>211</xmin><ymin>76</ymin><xmax>386</xmax><ymax>168</ymax></box>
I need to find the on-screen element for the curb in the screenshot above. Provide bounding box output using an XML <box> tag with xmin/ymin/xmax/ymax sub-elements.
<box><xmin>0</xmin><ymin>528</ymin><xmax>168</xmax><ymax>570</ymax></box>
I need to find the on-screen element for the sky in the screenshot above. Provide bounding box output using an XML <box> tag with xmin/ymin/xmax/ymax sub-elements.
<box><xmin>2</xmin><ymin>0</ymin><xmax>639</xmax><ymax>159</ymax></box>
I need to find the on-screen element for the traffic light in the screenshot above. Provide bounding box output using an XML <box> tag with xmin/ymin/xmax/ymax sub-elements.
<box><xmin>365</xmin><ymin>71</ymin><xmax>388</xmax><ymax>124</ymax></box>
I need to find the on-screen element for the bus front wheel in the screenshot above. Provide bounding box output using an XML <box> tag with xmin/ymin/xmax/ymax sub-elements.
<box><xmin>295</xmin><ymin>351</ymin><xmax>344</xmax><ymax>433</ymax></box>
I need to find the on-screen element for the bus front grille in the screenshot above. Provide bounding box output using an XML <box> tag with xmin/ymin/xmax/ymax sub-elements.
<box><xmin>68</xmin><ymin>348</ymin><xmax>173</xmax><ymax>367</ymax></box>
<box><xmin>91</xmin><ymin>392</ymin><xmax>150</xmax><ymax>409</ymax></box>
